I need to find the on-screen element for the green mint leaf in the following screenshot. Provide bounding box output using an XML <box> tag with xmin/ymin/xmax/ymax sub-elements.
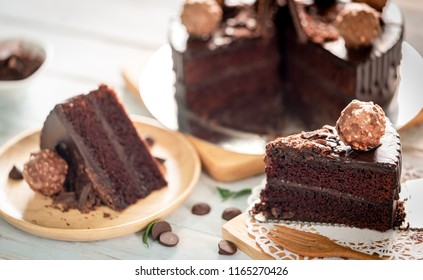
<box><xmin>142</xmin><ymin>219</ymin><xmax>159</xmax><ymax>247</ymax></box>
<box><xmin>232</xmin><ymin>188</ymin><xmax>252</xmax><ymax>198</ymax></box>
<box><xmin>217</xmin><ymin>187</ymin><xmax>233</xmax><ymax>200</ymax></box>
<box><xmin>217</xmin><ymin>187</ymin><xmax>252</xmax><ymax>201</ymax></box>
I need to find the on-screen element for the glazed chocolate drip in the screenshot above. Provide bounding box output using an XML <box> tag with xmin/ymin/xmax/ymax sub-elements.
<box><xmin>355</xmin><ymin>35</ymin><xmax>402</xmax><ymax>107</ymax></box>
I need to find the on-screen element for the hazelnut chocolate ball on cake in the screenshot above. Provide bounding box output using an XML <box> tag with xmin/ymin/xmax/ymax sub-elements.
<box><xmin>336</xmin><ymin>99</ymin><xmax>386</xmax><ymax>151</ymax></box>
<box><xmin>251</xmin><ymin>100</ymin><xmax>403</xmax><ymax>231</ymax></box>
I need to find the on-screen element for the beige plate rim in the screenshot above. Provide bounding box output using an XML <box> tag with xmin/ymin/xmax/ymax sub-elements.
<box><xmin>0</xmin><ymin>115</ymin><xmax>201</xmax><ymax>241</ymax></box>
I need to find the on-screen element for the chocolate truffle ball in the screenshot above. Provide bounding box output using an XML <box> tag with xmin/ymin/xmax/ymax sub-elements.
<box><xmin>180</xmin><ymin>0</ymin><xmax>223</xmax><ymax>37</ymax></box>
<box><xmin>336</xmin><ymin>100</ymin><xmax>386</xmax><ymax>151</ymax></box>
<box><xmin>353</xmin><ymin>0</ymin><xmax>387</xmax><ymax>12</ymax></box>
<box><xmin>23</xmin><ymin>149</ymin><xmax>68</xmax><ymax>197</ymax></box>
<box><xmin>335</xmin><ymin>3</ymin><xmax>381</xmax><ymax>49</ymax></box>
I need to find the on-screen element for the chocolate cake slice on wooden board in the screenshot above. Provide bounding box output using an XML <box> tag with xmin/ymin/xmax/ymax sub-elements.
<box><xmin>252</xmin><ymin>100</ymin><xmax>403</xmax><ymax>231</ymax></box>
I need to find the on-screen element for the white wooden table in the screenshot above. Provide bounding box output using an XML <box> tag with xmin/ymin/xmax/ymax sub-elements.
<box><xmin>0</xmin><ymin>0</ymin><xmax>422</xmax><ymax>260</ymax></box>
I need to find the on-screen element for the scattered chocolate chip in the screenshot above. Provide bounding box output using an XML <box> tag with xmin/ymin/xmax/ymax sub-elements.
<box><xmin>218</xmin><ymin>239</ymin><xmax>237</xmax><ymax>255</ymax></box>
<box><xmin>159</xmin><ymin>231</ymin><xmax>179</xmax><ymax>247</ymax></box>
<box><xmin>151</xmin><ymin>220</ymin><xmax>172</xmax><ymax>240</ymax></box>
<box><xmin>8</xmin><ymin>165</ymin><xmax>24</xmax><ymax>180</ymax></box>
<box><xmin>192</xmin><ymin>202</ymin><xmax>211</xmax><ymax>215</ymax></box>
<box><xmin>144</xmin><ymin>135</ymin><xmax>155</xmax><ymax>146</ymax></box>
<box><xmin>222</xmin><ymin>207</ymin><xmax>242</xmax><ymax>221</ymax></box>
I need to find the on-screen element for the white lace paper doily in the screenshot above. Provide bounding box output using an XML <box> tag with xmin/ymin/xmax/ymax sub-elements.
<box><xmin>246</xmin><ymin>178</ymin><xmax>423</xmax><ymax>260</ymax></box>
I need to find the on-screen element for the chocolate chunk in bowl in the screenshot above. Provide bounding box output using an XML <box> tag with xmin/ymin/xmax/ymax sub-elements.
<box><xmin>0</xmin><ymin>38</ymin><xmax>52</xmax><ymax>92</ymax></box>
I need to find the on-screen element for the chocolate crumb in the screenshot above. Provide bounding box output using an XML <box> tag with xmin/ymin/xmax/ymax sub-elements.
<box><xmin>8</xmin><ymin>165</ymin><xmax>24</xmax><ymax>180</ymax></box>
<box><xmin>222</xmin><ymin>207</ymin><xmax>242</xmax><ymax>221</ymax></box>
<box><xmin>394</xmin><ymin>200</ymin><xmax>406</xmax><ymax>229</ymax></box>
<box><xmin>144</xmin><ymin>135</ymin><xmax>155</xmax><ymax>146</ymax></box>
<box><xmin>218</xmin><ymin>239</ymin><xmax>237</xmax><ymax>255</ymax></box>
<box><xmin>159</xmin><ymin>231</ymin><xmax>179</xmax><ymax>247</ymax></box>
<box><xmin>192</xmin><ymin>202</ymin><xmax>211</xmax><ymax>215</ymax></box>
<box><xmin>103</xmin><ymin>212</ymin><xmax>111</xmax><ymax>218</ymax></box>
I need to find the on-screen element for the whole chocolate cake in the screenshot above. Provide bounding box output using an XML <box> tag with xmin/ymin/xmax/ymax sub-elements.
<box><xmin>252</xmin><ymin>100</ymin><xmax>402</xmax><ymax>231</ymax></box>
<box><xmin>170</xmin><ymin>0</ymin><xmax>403</xmax><ymax>135</ymax></box>
<box><xmin>39</xmin><ymin>85</ymin><xmax>167</xmax><ymax>212</ymax></box>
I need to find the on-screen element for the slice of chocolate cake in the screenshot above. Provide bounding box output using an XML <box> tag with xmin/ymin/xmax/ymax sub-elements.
<box><xmin>40</xmin><ymin>85</ymin><xmax>167</xmax><ymax>212</ymax></box>
<box><xmin>252</xmin><ymin>100</ymin><xmax>402</xmax><ymax>231</ymax></box>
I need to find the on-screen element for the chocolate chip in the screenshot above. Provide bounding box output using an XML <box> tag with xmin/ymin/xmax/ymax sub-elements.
<box><xmin>8</xmin><ymin>165</ymin><xmax>23</xmax><ymax>180</ymax></box>
<box><xmin>218</xmin><ymin>239</ymin><xmax>237</xmax><ymax>255</ymax></box>
<box><xmin>192</xmin><ymin>202</ymin><xmax>211</xmax><ymax>215</ymax></box>
<box><xmin>222</xmin><ymin>207</ymin><xmax>242</xmax><ymax>221</ymax></box>
<box><xmin>159</xmin><ymin>231</ymin><xmax>179</xmax><ymax>247</ymax></box>
<box><xmin>151</xmin><ymin>220</ymin><xmax>172</xmax><ymax>240</ymax></box>
<box><xmin>144</xmin><ymin>135</ymin><xmax>155</xmax><ymax>146</ymax></box>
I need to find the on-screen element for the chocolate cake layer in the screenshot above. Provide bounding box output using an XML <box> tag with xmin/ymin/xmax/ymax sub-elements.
<box><xmin>255</xmin><ymin>179</ymin><xmax>397</xmax><ymax>231</ymax></box>
<box><xmin>171</xmin><ymin>4</ymin><xmax>285</xmax><ymax>134</ymax></box>
<box><xmin>40</xmin><ymin>85</ymin><xmax>167</xmax><ymax>212</ymax></box>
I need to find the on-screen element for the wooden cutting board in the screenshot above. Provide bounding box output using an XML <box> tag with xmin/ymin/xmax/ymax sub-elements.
<box><xmin>221</xmin><ymin>212</ymin><xmax>274</xmax><ymax>260</ymax></box>
<box><xmin>122</xmin><ymin>57</ymin><xmax>265</xmax><ymax>183</ymax></box>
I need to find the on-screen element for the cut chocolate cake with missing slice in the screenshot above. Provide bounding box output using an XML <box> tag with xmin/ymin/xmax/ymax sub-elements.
<box><xmin>40</xmin><ymin>85</ymin><xmax>167</xmax><ymax>212</ymax></box>
<box><xmin>171</xmin><ymin>0</ymin><xmax>404</xmax><ymax>136</ymax></box>
<box><xmin>252</xmin><ymin>100</ymin><xmax>402</xmax><ymax>231</ymax></box>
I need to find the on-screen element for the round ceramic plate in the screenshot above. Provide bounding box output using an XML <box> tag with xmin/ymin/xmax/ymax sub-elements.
<box><xmin>139</xmin><ymin>42</ymin><xmax>423</xmax><ymax>155</ymax></box>
<box><xmin>0</xmin><ymin>116</ymin><xmax>201</xmax><ymax>241</ymax></box>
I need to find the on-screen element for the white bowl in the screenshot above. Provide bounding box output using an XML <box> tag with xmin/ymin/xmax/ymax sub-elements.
<box><xmin>0</xmin><ymin>37</ymin><xmax>53</xmax><ymax>92</ymax></box>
